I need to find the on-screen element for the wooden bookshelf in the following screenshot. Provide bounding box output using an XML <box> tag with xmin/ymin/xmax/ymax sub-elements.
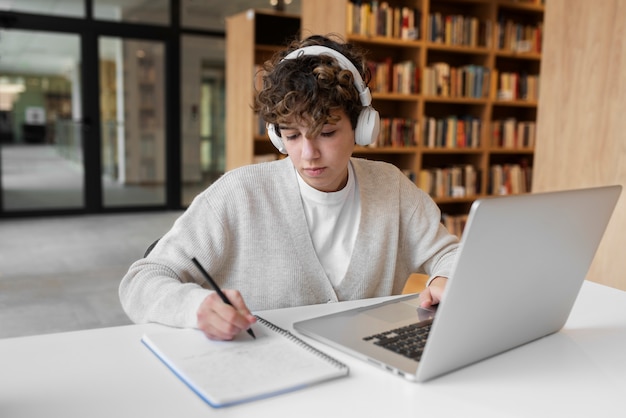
<box><xmin>225</xmin><ymin>9</ymin><xmax>300</xmax><ymax>171</ymax></box>
<box><xmin>301</xmin><ymin>0</ymin><xmax>544</xmax><ymax>236</ymax></box>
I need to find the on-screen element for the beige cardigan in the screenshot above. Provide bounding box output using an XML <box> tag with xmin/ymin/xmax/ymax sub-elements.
<box><xmin>119</xmin><ymin>157</ymin><xmax>459</xmax><ymax>328</ymax></box>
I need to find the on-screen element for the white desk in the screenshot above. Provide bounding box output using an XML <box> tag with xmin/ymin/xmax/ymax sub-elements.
<box><xmin>2</xmin><ymin>281</ymin><xmax>626</xmax><ymax>417</ymax></box>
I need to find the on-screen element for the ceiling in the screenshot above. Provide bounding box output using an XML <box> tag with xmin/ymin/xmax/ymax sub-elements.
<box><xmin>0</xmin><ymin>0</ymin><xmax>301</xmax><ymax>76</ymax></box>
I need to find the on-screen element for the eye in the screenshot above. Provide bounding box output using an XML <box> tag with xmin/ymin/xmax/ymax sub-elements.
<box><xmin>282</xmin><ymin>132</ymin><xmax>300</xmax><ymax>141</ymax></box>
<box><xmin>278</xmin><ymin>126</ymin><xmax>300</xmax><ymax>141</ymax></box>
<box><xmin>321</xmin><ymin>130</ymin><xmax>336</xmax><ymax>138</ymax></box>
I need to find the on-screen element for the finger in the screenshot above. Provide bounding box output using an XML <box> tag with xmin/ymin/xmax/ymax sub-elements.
<box><xmin>222</xmin><ymin>289</ymin><xmax>257</xmax><ymax>324</ymax></box>
<box><xmin>196</xmin><ymin>293</ymin><xmax>241</xmax><ymax>340</ymax></box>
<box><xmin>418</xmin><ymin>288</ymin><xmax>434</xmax><ymax>308</ymax></box>
<box><xmin>197</xmin><ymin>292</ymin><xmax>254</xmax><ymax>340</ymax></box>
<box><xmin>199</xmin><ymin>321</ymin><xmax>236</xmax><ymax>341</ymax></box>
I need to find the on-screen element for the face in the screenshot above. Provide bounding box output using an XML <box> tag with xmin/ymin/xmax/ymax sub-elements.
<box><xmin>279</xmin><ymin>110</ymin><xmax>355</xmax><ymax>192</ymax></box>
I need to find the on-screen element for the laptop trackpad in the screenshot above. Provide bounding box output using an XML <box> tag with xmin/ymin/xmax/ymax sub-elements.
<box><xmin>364</xmin><ymin>302</ymin><xmax>419</xmax><ymax>323</ymax></box>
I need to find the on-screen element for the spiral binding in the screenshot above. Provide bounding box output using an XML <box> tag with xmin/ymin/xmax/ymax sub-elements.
<box><xmin>255</xmin><ymin>315</ymin><xmax>349</xmax><ymax>371</ymax></box>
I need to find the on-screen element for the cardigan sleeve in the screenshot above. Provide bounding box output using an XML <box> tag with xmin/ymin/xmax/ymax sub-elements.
<box><xmin>402</xmin><ymin>177</ymin><xmax>460</xmax><ymax>282</ymax></box>
<box><xmin>119</xmin><ymin>189</ymin><xmax>226</xmax><ymax>328</ymax></box>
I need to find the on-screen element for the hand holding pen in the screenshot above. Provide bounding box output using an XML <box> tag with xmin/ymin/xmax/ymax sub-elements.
<box><xmin>192</xmin><ymin>257</ymin><xmax>257</xmax><ymax>340</ymax></box>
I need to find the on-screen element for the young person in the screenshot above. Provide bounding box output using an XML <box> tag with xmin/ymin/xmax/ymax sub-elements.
<box><xmin>119</xmin><ymin>35</ymin><xmax>459</xmax><ymax>341</ymax></box>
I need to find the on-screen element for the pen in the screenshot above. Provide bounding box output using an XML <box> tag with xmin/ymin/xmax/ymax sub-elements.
<box><xmin>191</xmin><ymin>257</ymin><xmax>256</xmax><ymax>339</ymax></box>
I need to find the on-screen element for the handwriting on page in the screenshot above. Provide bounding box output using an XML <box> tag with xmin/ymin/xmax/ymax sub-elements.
<box><xmin>175</xmin><ymin>329</ymin><xmax>337</xmax><ymax>399</ymax></box>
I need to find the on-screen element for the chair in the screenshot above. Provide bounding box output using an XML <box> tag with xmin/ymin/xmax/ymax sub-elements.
<box><xmin>144</xmin><ymin>238</ymin><xmax>160</xmax><ymax>258</ymax></box>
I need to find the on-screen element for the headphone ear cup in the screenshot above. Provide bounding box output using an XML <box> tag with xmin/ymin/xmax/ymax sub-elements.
<box><xmin>267</xmin><ymin>123</ymin><xmax>288</xmax><ymax>154</ymax></box>
<box><xmin>355</xmin><ymin>107</ymin><xmax>380</xmax><ymax>146</ymax></box>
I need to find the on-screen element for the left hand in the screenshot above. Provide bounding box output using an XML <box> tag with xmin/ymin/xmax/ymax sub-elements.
<box><xmin>418</xmin><ymin>276</ymin><xmax>448</xmax><ymax>308</ymax></box>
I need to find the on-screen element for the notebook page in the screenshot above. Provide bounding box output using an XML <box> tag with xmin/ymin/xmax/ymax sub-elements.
<box><xmin>142</xmin><ymin>318</ymin><xmax>348</xmax><ymax>407</ymax></box>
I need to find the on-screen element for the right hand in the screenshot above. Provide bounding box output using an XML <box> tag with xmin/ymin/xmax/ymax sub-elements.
<box><xmin>196</xmin><ymin>290</ymin><xmax>257</xmax><ymax>340</ymax></box>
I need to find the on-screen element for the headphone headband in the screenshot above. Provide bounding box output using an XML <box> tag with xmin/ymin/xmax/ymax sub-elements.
<box><xmin>268</xmin><ymin>44</ymin><xmax>380</xmax><ymax>153</ymax></box>
<box><xmin>282</xmin><ymin>45</ymin><xmax>372</xmax><ymax>107</ymax></box>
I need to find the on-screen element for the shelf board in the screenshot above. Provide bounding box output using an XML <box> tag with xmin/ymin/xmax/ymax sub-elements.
<box><xmin>421</xmin><ymin>147</ymin><xmax>484</xmax><ymax>154</ymax></box>
<box><xmin>426</xmin><ymin>43</ymin><xmax>491</xmax><ymax>55</ymax></box>
<box><xmin>423</xmin><ymin>96</ymin><xmax>489</xmax><ymax>105</ymax></box>
<box><xmin>496</xmin><ymin>0</ymin><xmax>545</xmax><ymax>13</ymax></box>
<box><xmin>347</xmin><ymin>34</ymin><xmax>422</xmax><ymax>48</ymax></box>
<box><xmin>495</xmin><ymin>50</ymin><xmax>541</xmax><ymax>60</ymax></box>
<box><xmin>488</xmin><ymin>147</ymin><xmax>535</xmax><ymax>154</ymax></box>
<box><xmin>433</xmin><ymin>196</ymin><xmax>479</xmax><ymax>204</ymax></box>
<box><xmin>354</xmin><ymin>146</ymin><xmax>419</xmax><ymax>154</ymax></box>
<box><xmin>372</xmin><ymin>92</ymin><xmax>421</xmax><ymax>101</ymax></box>
<box><xmin>493</xmin><ymin>99</ymin><xmax>538</xmax><ymax>107</ymax></box>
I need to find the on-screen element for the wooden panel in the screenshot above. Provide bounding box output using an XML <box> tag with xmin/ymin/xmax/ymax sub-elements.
<box><xmin>226</xmin><ymin>11</ymin><xmax>255</xmax><ymax>170</ymax></box>
<box><xmin>533</xmin><ymin>0</ymin><xmax>626</xmax><ymax>290</ymax></box>
<box><xmin>301</xmin><ymin>0</ymin><xmax>347</xmax><ymax>39</ymax></box>
<box><xmin>225</xmin><ymin>11</ymin><xmax>300</xmax><ymax>171</ymax></box>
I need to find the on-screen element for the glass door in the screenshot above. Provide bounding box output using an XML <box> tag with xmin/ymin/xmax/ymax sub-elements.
<box><xmin>180</xmin><ymin>35</ymin><xmax>226</xmax><ymax>206</ymax></box>
<box><xmin>99</xmin><ymin>37</ymin><xmax>166</xmax><ymax>207</ymax></box>
<box><xmin>0</xmin><ymin>29</ymin><xmax>84</xmax><ymax>211</ymax></box>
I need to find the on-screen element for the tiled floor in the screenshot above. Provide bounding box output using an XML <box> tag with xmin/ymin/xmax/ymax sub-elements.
<box><xmin>0</xmin><ymin>211</ymin><xmax>183</xmax><ymax>339</ymax></box>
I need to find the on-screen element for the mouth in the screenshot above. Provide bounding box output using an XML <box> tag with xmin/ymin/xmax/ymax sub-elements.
<box><xmin>303</xmin><ymin>167</ymin><xmax>325</xmax><ymax>177</ymax></box>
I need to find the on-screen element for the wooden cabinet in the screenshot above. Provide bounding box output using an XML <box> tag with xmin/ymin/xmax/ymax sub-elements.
<box><xmin>225</xmin><ymin>9</ymin><xmax>300</xmax><ymax>171</ymax></box>
<box><xmin>301</xmin><ymin>0</ymin><xmax>544</xmax><ymax>236</ymax></box>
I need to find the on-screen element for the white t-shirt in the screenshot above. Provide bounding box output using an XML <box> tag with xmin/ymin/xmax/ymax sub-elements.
<box><xmin>296</xmin><ymin>162</ymin><xmax>361</xmax><ymax>287</ymax></box>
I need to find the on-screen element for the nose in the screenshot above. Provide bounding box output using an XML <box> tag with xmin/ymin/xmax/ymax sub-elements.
<box><xmin>300</xmin><ymin>136</ymin><xmax>319</xmax><ymax>160</ymax></box>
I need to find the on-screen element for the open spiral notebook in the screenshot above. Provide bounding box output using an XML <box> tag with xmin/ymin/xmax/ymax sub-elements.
<box><xmin>141</xmin><ymin>316</ymin><xmax>349</xmax><ymax>408</ymax></box>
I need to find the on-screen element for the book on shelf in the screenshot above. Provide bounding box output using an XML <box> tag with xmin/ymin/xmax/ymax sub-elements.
<box><xmin>491</xmin><ymin>118</ymin><xmax>536</xmax><ymax>148</ymax></box>
<box><xmin>347</xmin><ymin>1</ymin><xmax>420</xmax><ymax>40</ymax></box>
<box><xmin>368</xmin><ymin>57</ymin><xmax>419</xmax><ymax>95</ymax></box>
<box><xmin>428</xmin><ymin>12</ymin><xmax>492</xmax><ymax>48</ymax></box>
<box><xmin>418</xmin><ymin>165</ymin><xmax>479</xmax><ymax>199</ymax></box>
<box><xmin>489</xmin><ymin>161</ymin><xmax>532</xmax><ymax>195</ymax></box>
<box><xmin>423</xmin><ymin>115</ymin><xmax>481</xmax><ymax>149</ymax></box>
<box><xmin>392</xmin><ymin>60</ymin><xmax>419</xmax><ymax>94</ymax></box>
<box><xmin>441</xmin><ymin>212</ymin><xmax>468</xmax><ymax>238</ymax></box>
<box><xmin>142</xmin><ymin>316</ymin><xmax>349</xmax><ymax>408</ymax></box>
<box><xmin>402</xmin><ymin>168</ymin><xmax>416</xmax><ymax>183</ymax></box>
<box><xmin>375</xmin><ymin>117</ymin><xmax>419</xmax><ymax>147</ymax></box>
<box><xmin>496</xmin><ymin>16</ymin><xmax>543</xmax><ymax>53</ymax></box>
<box><xmin>423</xmin><ymin>63</ymin><xmax>491</xmax><ymax>98</ymax></box>
<box><xmin>423</xmin><ymin>62</ymin><xmax>450</xmax><ymax>96</ymax></box>
<box><xmin>496</xmin><ymin>71</ymin><xmax>539</xmax><ymax>101</ymax></box>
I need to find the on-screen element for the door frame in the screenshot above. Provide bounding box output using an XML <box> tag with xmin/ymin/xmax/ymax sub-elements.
<box><xmin>0</xmin><ymin>0</ymin><xmax>223</xmax><ymax>218</ymax></box>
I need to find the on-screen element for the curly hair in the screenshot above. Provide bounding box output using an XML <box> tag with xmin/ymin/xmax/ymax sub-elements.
<box><xmin>253</xmin><ymin>34</ymin><xmax>370</xmax><ymax>139</ymax></box>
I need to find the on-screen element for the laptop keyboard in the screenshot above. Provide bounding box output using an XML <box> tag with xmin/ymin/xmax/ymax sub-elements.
<box><xmin>363</xmin><ymin>321</ymin><xmax>433</xmax><ymax>362</ymax></box>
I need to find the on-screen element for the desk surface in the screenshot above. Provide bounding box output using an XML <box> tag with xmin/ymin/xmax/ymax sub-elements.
<box><xmin>2</xmin><ymin>281</ymin><xmax>626</xmax><ymax>418</ymax></box>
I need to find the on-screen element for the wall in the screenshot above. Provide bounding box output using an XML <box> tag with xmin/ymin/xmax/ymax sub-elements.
<box><xmin>12</xmin><ymin>89</ymin><xmax>45</xmax><ymax>143</ymax></box>
<box><xmin>8</xmin><ymin>74</ymin><xmax>72</xmax><ymax>143</ymax></box>
<box><xmin>533</xmin><ymin>0</ymin><xmax>626</xmax><ymax>290</ymax></box>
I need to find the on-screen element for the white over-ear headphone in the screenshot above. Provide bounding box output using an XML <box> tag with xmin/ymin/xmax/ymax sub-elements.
<box><xmin>267</xmin><ymin>45</ymin><xmax>380</xmax><ymax>154</ymax></box>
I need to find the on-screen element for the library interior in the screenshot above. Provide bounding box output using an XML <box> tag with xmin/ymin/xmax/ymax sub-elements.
<box><xmin>1</xmin><ymin>0</ymin><xmax>626</xmax><ymax>416</ymax></box>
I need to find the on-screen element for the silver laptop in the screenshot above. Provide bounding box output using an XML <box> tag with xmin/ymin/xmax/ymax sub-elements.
<box><xmin>294</xmin><ymin>185</ymin><xmax>622</xmax><ymax>382</ymax></box>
